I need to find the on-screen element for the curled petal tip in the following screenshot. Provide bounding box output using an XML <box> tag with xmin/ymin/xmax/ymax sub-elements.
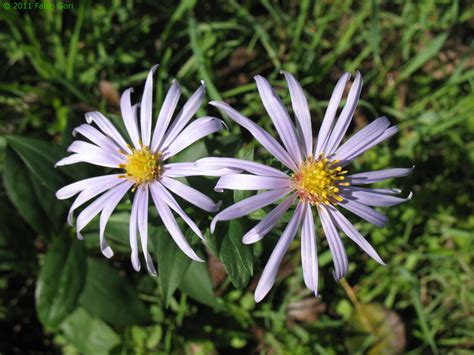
<box><xmin>76</xmin><ymin>232</ymin><xmax>84</xmax><ymax>240</ymax></box>
<box><xmin>407</xmin><ymin>191</ymin><xmax>414</xmax><ymax>200</ymax></box>
<box><xmin>85</xmin><ymin>112</ymin><xmax>93</xmax><ymax>124</ymax></box>
<box><xmin>200</xmin><ymin>80</ymin><xmax>205</xmax><ymax>87</ymax></box>
<box><xmin>210</xmin><ymin>218</ymin><xmax>218</xmax><ymax>234</ymax></box>
<box><xmin>101</xmin><ymin>247</ymin><xmax>114</xmax><ymax>259</ymax></box>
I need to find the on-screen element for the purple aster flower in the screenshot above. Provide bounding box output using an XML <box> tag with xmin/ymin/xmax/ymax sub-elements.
<box><xmin>196</xmin><ymin>71</ymin><xmax>413</xmax><ymax>302</ymax></box>
<box><xmin>56</xmin><ymin>65</ymin><xmax>230</xmax><ymax>275</ymax></box>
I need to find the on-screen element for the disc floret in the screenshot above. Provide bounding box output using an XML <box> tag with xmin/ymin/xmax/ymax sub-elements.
<box><xmin>292</xmin><ymin>155</ymin><xmax>349</xmax><ymax>206</ymax></box>
<box><xmin>119</xmin><ymin>145</ymin><xmax>162</xmax><ymax>188</ymax></box>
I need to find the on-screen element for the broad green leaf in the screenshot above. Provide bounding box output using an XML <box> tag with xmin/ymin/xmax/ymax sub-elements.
<box><xmin>3</xmin><ymin>147</ymin><xmax>50</xmax><ymax>235</ymax></box>
<box><xmin>155</xmin><ymin>229</ymin><xmax>192</xmax><ymax>307</ymax></box>
<box><xmin>0</xmin><ymin>198</ymin><xmax>37</xmax><ymax>274</ymax></box>
<box><xmin>78</xmin><ymin>258</ymin><xmax>150</xmax><ymax>326</ymax></box>
<box><xmin>219</xmin><ymin>220</ymin><xmax>253</xmax><ymax>288</ymax></box>
<box><xmin>6</xmin><ymin>136</ymin><xmax>66</xmax><ymax>190</ymax></box>
<box><xmin>179</xmin><ymin>261</ymin><xmax>224</xmax><ymax>311</ymax></box>
<box><xmin>60</xmin><ymin>308</ymin><xmax>121</xmax><ymax>355</ymax></box>
<box><xmin>35</xmin><ymin>235</ymin><xmax>87</xmax><ymax>329</ymax></box>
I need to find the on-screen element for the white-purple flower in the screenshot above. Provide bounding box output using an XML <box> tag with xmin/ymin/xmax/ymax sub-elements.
<box><xmin>56</xmin><ymin>65</ymin><xmax>229</xmax><ymax>275</ymax></box>
<box><xmin>197</xmin><ymin>71</ymin><xmax>413</xmax><ymax>302</ymax></box>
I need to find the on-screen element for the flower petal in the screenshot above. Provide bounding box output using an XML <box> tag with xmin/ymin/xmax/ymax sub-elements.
<box><xmin>341</xmin><ymin>125</ymin><xmax>399</xmax><ymax>166</ymax></box>
<box><xmin>282</xmin><ymin>71</ymin><xmax>312</xmax><ymax>157</ymax></box>
<box><xmin>56</xmin><ymin>174</ymin><xmax>121</xmax><ymax>200</ymax></box>
<box><xmin>211</xmin><ymin>187</ymin><xmax>292</xmax><ymax>233</ymax></box>
<box><xmin>140</xmin><ymin>65</ymin><xmax>159</xmax><ymax>146</ymax></box>
<box><xmin>326</xmin><ymin>206</ymin><xmax>385</xmax><ymax>265</ymax></box>
<box><xmin>341</xmin><ymin>187</ymin><xmax>413</xmax><ymax>206</ymax></box>
<box><xmin>150</xmin><ymin>192</ymin><xmax>204</xmax><ymax>262</ymax></box>
<box><xmin>150</xmin><ymin>79</ymin><xmax>181</xmax><ymax>152</ymax></box>
<box><xmin>347</xmin><ymin>167</ymin><xmax>414</xmax><ymax>185</ymax></box>
<box><xmin>214</xmin><ymin>174</ymin><xmax>291</xmax><ymax>192</ymax></box>
<box><xmin>130</xmin><ymin>191</ymin><xmax>141</xmax><ymax>271</ymax></box>
<box><xmin>85</xmin><ymin>111</ymin><xmax>131</xmax><ymax>153</ymax></box>
<box><xmin>120</xmin><ymin>87</ymin><xmax>140</xmax><ymax>148</ymax></box>
<box><xmin>150</xmin><ymin>182</ymin><xmax>204</xmax><ymax>240</ymax></box>
<box><xmin>333</xmin><ymin>116</ymin><xmax>390</xmax><ymax>161</ymax></box>
<box><xmin>339</xmin><ymin>198</ymin><xmax>388</xmax><ymax>227</ymax></box>
<box><xmin>255</xmin><ymin>75</ymin><xmax>302</xmax><ymax>164</ymax></box>
<box><xmin>162</xmin><ymin>117</ymin><xmax>225</xmax><ymax>159</ymax></box>
<box><xmin>72</xmin><ymin>124</ymin><xmax>121</xmax><ymax>154</ymax></box>
<box><xmin>210</xmin><ymin>101</ymin><xmax>297</xmax><ymax>171</ymax></box>
<box><xmin>136</xmin><ymin>186</ymin><xmax>157</xmax><ymax>275</ymax></box>
<box><xmin>315</xmin><ymin>72</ymin><xmax>351</xmax><ymax>156</ymax></box>
<box><xmin>99</xmin><ymin>181</ymin><xmax>133</xmax><ymax>258</ymax></box>
<box><xmin>318</xmin><ymin>206</ymin><xmax>348</xmax><ymax>281</ymax></box>
<box><xmin>163</xmin><ymin>162</ymin><xmax>237</xmax><ymax>177</ymax></box>
<box><xmin>242</xmin><ymin>193</ymin><xmax>296</xmax><ymax>244</ymax></box>
<box><xmin>195</xmin><ymin>157</ymin><xmax>289</xmax><ymax>178</ymax></box>
<box><xmin>160</xmin><ymin>82</ymin><xmax>205</xmax><ymax>150</ymax></box>
<box><xmin>160</xmin><ymin>176</ymin><xmax>219</xmax><ymax>212</ymax></box>
<box><xmin>301</xmin><ymin>204</ymin><xmax>318</xmax><ymax>293</ymax></box>
<box><xmin>254</xmin><ymin>202</ymin><xmax>305</xmax><ymax>302</ymax></box>
<box><xmin>75</xmin><ymin>180</ymin><xmax>129</xmax><ymax>239</ymax></box>
<box><xmin>324</xmin><ymin>71</ymin><xmax>363</xmax><ymax>155</ymax></box>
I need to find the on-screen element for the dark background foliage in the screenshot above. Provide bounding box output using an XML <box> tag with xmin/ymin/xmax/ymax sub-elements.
<box><xmin>0</xmin><ymin>0</ymin><xmax>473</xmax><ymax>353</ymax></box>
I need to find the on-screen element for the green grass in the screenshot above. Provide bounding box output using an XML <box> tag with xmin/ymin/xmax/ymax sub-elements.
<box><xmin>0</xmin><ymin>0</ymin><xmax>473</xmax><ymax>353</ymax></box>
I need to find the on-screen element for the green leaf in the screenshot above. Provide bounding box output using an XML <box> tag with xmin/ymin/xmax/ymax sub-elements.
<box><xmin>155</xmin><ymin>229</ymin><xmax>192</xmax><ymax>307</ymax></box>
<box><xmin>3</xmin><ymin>147</ymin><xmax>50</xmax><ymax>235</ymax></box>
<box><xmin>60</xmin><ymin>308</ymin><xmax>121</xmax><ymax>355</ymax></box>
<box><xmin>219</xmin><ymin>220</ymin><xmax>253</xmax><ymax>288</ymax></box>
<box><xmin>6</xmin><ymin>136</ymin><xmax>66</xmax><ymax>190</ymax></box>
<box><xmin>35</xmin><ymin>235</ymin><xmax>87</xmax><ymax>329</ymax></box>
<box><xmin>179</xmin><ymin>261</ymin><xmax>224</xmax><ymax>311</ymax></box>
<box><xmin>0</xmin><ymin>198</ymin><xmax>37</xmax><ymax>274</ymax></box>
<box><xmin>79</xmin><ymin>258</ymin><xmax>151</xmax><ymax>326</ymax></box>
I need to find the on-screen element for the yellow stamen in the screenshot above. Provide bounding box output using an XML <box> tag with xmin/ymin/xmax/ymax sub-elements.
<box><xmin>292</xmin><ymin>154</ymin><xmax>349</xmax><ymax>206</ymax></box>
<box><xmin>119</xmin><ymin>145</ymin><xmax>162</xmax><ymax>188</ymax></box>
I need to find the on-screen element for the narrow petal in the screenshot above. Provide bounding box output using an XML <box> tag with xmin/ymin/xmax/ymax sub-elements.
<box><xmin>160</xmin><ymin>82</ymin><xmax>205</xmax><ymax>150</ymax></box>
<box><xmin>282</xmin><ymin>71</ymin><xmax>312</xmax><ymax>157</ymax></box>
<box><xmin>301</xmin><ymin>204</ymin><xmax>318</xmax><ymax>293</ymax></box>
<box><xmin>339</xmin><ymin>198</ymin><xmax>388</xmax><ymax>227</ymax></box>
<box><xmin>120</xmin><ymin>87</ymin><xmax>140</xmax><ymax>148</ymax></box>
<box><xmin>72</xmin><ymin>124</ymin><xmax>120</xmax><ymax>154</ymax></box>
<box><xmin>65</xmin><ymin>176</ymin><xmax>123</xmax><ymax>225</ymax></box>
<box><xmin>254</xmin><ymin>202</ymin><xmax>305</xmax><ymax>302</ymax></box>
<box><xmin>162</xmin><ymin>117</ymin><xmax>225</xmax><ymax>159</ymax></box>
<box><xmin>324</xmin><ymin>71</ymin><xmax>363</xmax><ymax>155</ymax></box>
<box><xmin>195</xmin><ymin>157</ymin><xmax>289</xmax><ymax>178</ymax></box>
<box><xmin>150</xmin><ymin>192</ymin><xmax>203</xmax><ymax>262</ymax></box>
<box><xmin>255</xmin><ymin>75</ymin><xmax>302</xmax><ymax>164</ymax></box>
<box><xmin>315</xmin><ymin>72</ymin><xmax>351</xmax><ymax>156</ymax></box>
<box><xmin>75</xmin><ymin>180</ymin><xmax>129</xmax><ymax>239</ymax></box>
<box><xmin>136</xmin><ymin>186</ymin><xmax>157</xmax><ymax>275</ymax></box>
<box><xmin>341</xmin><ymin>125</ymin><xmax>399</xmax><ymax>166</ymax></box>
<box><xmin>85</xmin><ymin>111</ymin><xmax>131</xmax><ymax>153</ymax></box>
<box><xmin>150</xmin><ymin>80</ymin><xmax>181</xmax><ymax>152</ymax></box>
<box><xmin>347</xmin><ymin>167</ymin><xmax>414</xmax><ymax>185</ymax></box>
<box><xmin>161</xmin><ymin>176</ymin><xmax>219</xmax><ymax>212</ymax></box>
<box><xmin>214</xmin><ymin>174</ymin><xmax>291</xmax><ymax>192</ymax></box>
<box><xmin>333</xmin><ymin>116</ymin><xmax>390</xmax><ymax>161</ymax></box>
<box><xmin>210</xmin><ymin>101</ymin><xmax>297</xmax><ymax>171</ymax></box>
<box><xmin>242</xmin><ymin>193</ymin><xmax>297</xmax><ymax>244</ymax></box>
<box><xmin>211</xmin><ymin>187</ymin><xmax>292</xmax><ymax>233</ymax></box>
<box><xmin>341</xmin><ymin>187</ymin><xmax>413</xmax><ymax>206</ymax></box>
<box><xmin>318</xmin><ymin>206</ymin><xmax>348</xmax><ymax>281</ymax></box>
<box><xmin>67</xmin><ymin>140</ymin><xmax>124</xmax><ymax>164</ymax></box>
<box><xmin>163</xmin><ymin>162</ymin><xmax>237</xmax><ymax>177</ymax></box>
<box><xmin>150</xmin><ymin>182</ymin><xmax>204</xmax><ymax>240</ymax></box>
<box><xmin>55</xmin><ymin>153</ymin><xmax>121</xmax><ymax>169</ymax></box>
<box><xmin>56</xmin><ymin>174</ymin><xmax>121</xmax><ymax>200</ymax></box>
<box><xmin>130</xmin><ymin>191</ymin><xmax>141</xmax><ymax>271</ymax></box>
<box><xmin>327</xmin><ymin>206</ymin><xmax>385</xmax><ymax>265</ymax></box>
<box><xmin>140</xmin><ymin>65</ymin><xmax>159</xmax><ymax>146</ymax></box>
<box><xmin>99</xmin><ymin>181</ymin><xmax>133</xmax><ymax>258</ymax></box>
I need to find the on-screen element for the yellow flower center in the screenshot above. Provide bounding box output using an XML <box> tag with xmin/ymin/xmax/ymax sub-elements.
<box><xmin>118</xmin><ymin>145</ymin><xmax>162</xmax><ymax>188</ymax></box>
<box><xmin>292</xmin><ymin>155</ymin><xmax>349</xmax><ymax>206</ymax></box>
